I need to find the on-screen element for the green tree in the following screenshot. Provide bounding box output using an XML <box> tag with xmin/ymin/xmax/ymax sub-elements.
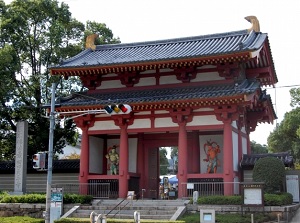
<box><xmin>170</xmin><ymin>146</ymin><xmax>178</xmax><ymax>174</ymax></box>
<box><xmin>290</xmin><ymin>87</ymin><xmax>300</xmax><ymax>108</ymax></box>
<box><xmin>159</xmin><ymin>147</ymin><xmax>169</xmax><ymax>175</ymax></box>
<box><xmin>252</xmin><ymin>157</ymin><xmax>285</xmax><ymax>193</ymax></box>
<box><xmin>250</xmin><ymin>141</ymin><xmax>268</xmax><ymax>154</ymax></box>
<box><xmin>0</xmin><ymin>0</ymin><xmax>120</xmax><ymax>161</ymax></box>
<box><xmin>267</xmin><ymin>108</ymin><xmax>300</xmax><ymax>160</ymax></box>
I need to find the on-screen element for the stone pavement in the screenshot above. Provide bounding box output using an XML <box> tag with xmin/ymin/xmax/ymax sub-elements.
<box><xmin>289</xmin><ymin>206</ymin><xmax>300</xmax><ymax>223</ymax></box>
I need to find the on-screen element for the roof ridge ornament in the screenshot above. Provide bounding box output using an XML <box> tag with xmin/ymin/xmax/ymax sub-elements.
<box><xmin>85</xmin><ymin>34</ymin><xmax>98</xmax><ymax>51</ymax></box>
<box><xmin>245</xmin><ymin>16</ymin><xmax>260</xmax><ymax>33</ymax></box>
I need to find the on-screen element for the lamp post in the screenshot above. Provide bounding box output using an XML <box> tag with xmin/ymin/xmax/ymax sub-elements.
<box><xmin>45</xmin><ymin>83</ymin><xmax>56</xmax><ymax>223</ymax></box>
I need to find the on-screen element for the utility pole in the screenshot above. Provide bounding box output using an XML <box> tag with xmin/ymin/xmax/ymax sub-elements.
<box><xmin>45</xmin><ymin>83</ymin><xmax>56</xmax><ymax>223</ymax></box>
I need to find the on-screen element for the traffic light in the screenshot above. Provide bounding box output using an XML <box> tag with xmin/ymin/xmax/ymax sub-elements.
<box><xmin>104</xmin><ymin>104</ymin><xmax>132</xmax><ymax>114</ymax></box>
<box><xmin>32</xmin><ymin>152</ymin><xmax>47</xmax><ymax>170</ymax></box>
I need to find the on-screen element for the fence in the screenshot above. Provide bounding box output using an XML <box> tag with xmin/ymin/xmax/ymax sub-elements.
<box><xmin>53</xmin><ymin>183</ymin><xmax>111</xmax><ymax>199</ymax></box>
<box><xmin>181</xmin><ymin>181</ymin><xmax>241</xmax><ymax>198</ymax></box>
<box><xmin>53</xmin><ymin>181</ymin><xmax>240</xmax><ymax>199</ymax></box>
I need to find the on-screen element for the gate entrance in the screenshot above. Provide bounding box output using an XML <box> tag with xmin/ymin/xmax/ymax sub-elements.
<box><xmin>147</xmin><ymin>147</ymin><xmax>159</xmax><ymax>199</ymax></box>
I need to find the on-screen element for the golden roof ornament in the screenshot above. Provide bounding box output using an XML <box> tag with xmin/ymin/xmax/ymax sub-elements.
<box><xmin>245</xmin><ymin>16</ymin><xmax>260</xmax><ymax>33</ymax></box>
<box><xmin>85</xmin><ymin>34</ymin><xmax>98</xmax><ymax>51</ymax></box>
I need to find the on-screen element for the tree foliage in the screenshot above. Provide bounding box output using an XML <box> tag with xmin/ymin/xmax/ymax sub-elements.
<box><xmin>159</xmin><ymin>147</ymin><xmax>169</xmax><ymax>175</ymax></box>
<box><xmin>252</xmin><ymin>157</ymin><xmax>285</xmax><ymax>193</ymax></box>
<box><xmin>170</xmin><ymin>146</ymin><xmax>178</xmax><ymax>174</ymax></box>
<box><xmin>0</xmin><ymin>0</ymin><xmax>120</xmax><ymax>161</ymax></box>
<box><xmin>290</xmin><ymin>87</ymin><xmax>300</xmax><ymax>107</ymax></box>
<box><xmin>250</xmin><ymin>141</ymin><xmax>268</xmax><ymax>154</ymax></box>
<box><xmin>267</xmin><ymin>108</ymin><xmax>300</xmax><ymax>160</ymax></box>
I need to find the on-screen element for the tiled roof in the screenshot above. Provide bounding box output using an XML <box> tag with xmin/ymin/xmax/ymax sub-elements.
<box><xmin>0</xmin><ymin>159</ymin><xmax>80</xmax><ymax>174</ymax></box>
<box><xmin>52</xmin><ymin>30</ymin><xmax>267</xmax><ymax>69</ymax></box>
<box><xmin>57</xmin><ymin>79</ymin><xmax>260</xmax><ymax>108</ymax></box>
<box><xmin>240</xmin><ymin>152</ymin><xmax>294</xmax><ymax>169</ymax></box>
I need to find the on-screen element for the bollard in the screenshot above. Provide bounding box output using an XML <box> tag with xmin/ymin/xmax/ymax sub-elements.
<box><xmin>90</xmin><ymin>211</ymin><xmax>96</xmax><ymax>223</ymax></box>
<box><xmin>277</xmin><ymin>213</ymin><xmax>280</xmax><ymax>223</ymax></box>
<box><xmin>96</xmin><ymin>214</ymin><xmax>107</xmax><ymax>223</ymax></box>
<box><xmin>251</xmin><ymin>214</ymin><xmax>254</xmax><ymax>223</ymax></box>
<box><xmin>134</xmin><ymin>211</ymin><xmax>140</xmax><ymax>223</ymax></box>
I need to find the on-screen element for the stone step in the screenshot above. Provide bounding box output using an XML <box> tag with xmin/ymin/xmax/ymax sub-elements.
<box><xmin>72</xmin><ymin>211</ymin><xmax>174</xmax><ymax>220</ymax></box>
<box><xmin>76</xmin><ymin>208</ymin><xmax>177</xmax><ymax>215</ymax></box>
<box><xmin>68</xmin><ymin>199</ymin><xmax>188</xmax><ymax>220</ymax></box>
<box><xmin>80</xmin><ymin>205</ymin><xmax>178</xmax><ymax>211</ymax></box>
<box><xmin>93</xmin><ymin>199</ymin><xmax>187</xmax><ymax>206</ymax></box>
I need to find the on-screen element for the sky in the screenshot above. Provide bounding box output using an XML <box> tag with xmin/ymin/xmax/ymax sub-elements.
<box><xmin>5</xmin><ymin>0</ymin><xmax>300</xmax><ymax>145</ymax></box>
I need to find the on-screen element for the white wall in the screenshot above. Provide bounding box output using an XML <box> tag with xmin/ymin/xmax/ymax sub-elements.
<box><xmin>232</xmin><ymin>131</ymin><xmax>239</xmax><ymax>172</ymax></box>
<box><xmin>89</xmin><ymin>136</ymin><xmax>104</xmax><ymax>174</ymax></box>
<box><xmin>242</xmin><ymin>136</ymin><xmax>248</xmax><ymax>154</ymax></box>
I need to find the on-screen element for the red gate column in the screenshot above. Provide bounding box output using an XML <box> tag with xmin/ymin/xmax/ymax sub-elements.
<box><xmin>178</xmin><ymin>122</ymin><xmax>188</xmax><ymax>198</ymax></box>
<box><xmin>223</xmin><ymin>120</ymin><xmax>234</xmax><ymax>195</ymax></box>
<box><xmin>215</xmin><ymin>106</ymin><xmax>238</xmax><ymax>196</ymax></box>
<box><xmin>74</xmin><ymin>115</ymin><xmax>95</xmax><ymax>194</ymax></box>
<box><xmin>119</xmin><ymin>125</ymin><xmax>129</xmax><ymax>198</ymax></box>
<box><xmin>170</xmin><ymin>108</ymin><xmax>193</xmax><ymax>198</ymax></box>
<box><xmin>112</xmin><ymin>114</ymin><xmax>134</xmax><ymax>198</ymax></box>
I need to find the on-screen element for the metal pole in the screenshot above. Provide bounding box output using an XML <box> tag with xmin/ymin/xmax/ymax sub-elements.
<box><xmin>45</xmin><ymin>83</ymin><xmax>56</xmax><ymax>223</ymax></box>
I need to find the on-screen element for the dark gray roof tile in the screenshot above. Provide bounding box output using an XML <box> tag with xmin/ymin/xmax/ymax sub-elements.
<box><xmin>58</xmin><ymin>79</ymin><xmax>260</xmax><ymax>107</ymax></box>
<box><xmin>240</xmin><ymin>152</ymin><xmax>294</xmax><ymax>168</ymax></box>
<box><xmin>52</xmin><ymin>30</ymin><xmax>267</xmax><ymax>69</ymax></box>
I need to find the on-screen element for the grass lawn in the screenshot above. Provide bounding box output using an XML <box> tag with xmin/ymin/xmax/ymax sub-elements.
<box><xmin>178</xmin><ymin>212</ymin><xmax>276</xmax><ymax>223</ymax></box>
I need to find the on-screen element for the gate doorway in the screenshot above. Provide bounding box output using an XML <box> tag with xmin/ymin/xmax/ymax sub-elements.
<box><xmin>143</xmin><ymin>134</ymin><xmax>178</xmax><ymax>199</ymax></box>
<box><xmin>147</xmin><ymin>147</ymin><xmax>159</xmax><ymax>199</ymax></box>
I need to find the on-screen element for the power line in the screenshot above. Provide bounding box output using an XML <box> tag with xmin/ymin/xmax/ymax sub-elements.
<box><xmin>264</xmin><ymin>84</ymin><xmax>300</xmax><ymax>89</ymax></box>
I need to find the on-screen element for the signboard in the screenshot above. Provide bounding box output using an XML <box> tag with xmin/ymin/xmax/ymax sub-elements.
<box><xmin>187</xmin><ymin>183</ymin><xmax>194</xmax><ymax>189</ymax></box>
<box><xmin>51</xmin><ymin>187</ymin><xmax>63</xmax><ymax>218</ymax></box>
<box><xmin>241</xmin><ymin>182</ymin><xmax>264</xmax><ymax>207</ymax></box>
<box><xmin>286</xmin><ymin>175</ymin><xmax>300</xmax><ymax>202</ymax></box>
<box><xmin>244</xmin><ymin>188</ymin><xmax>262</xmax><ymax>205</ymax></box>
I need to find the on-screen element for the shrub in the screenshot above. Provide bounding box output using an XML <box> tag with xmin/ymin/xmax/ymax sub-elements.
<box><xmin>0</xmin><ymin>193</ymin><xmax>92</xmax><ymax>204</ymax></box>
<box><xmin>0</xmin><ymin>216</ymin><xmax>44</xmax><ymax>223</ymax></box>
<box><xmin>198</xmin><ymin>195</ymin><xmax>242</xmax><ymax>205</ymax></box>
<box><xmin>197</xmin><ymin>194</ymin><xmax>293</xmax><ymax>206</ymax></box>
<box><xmin>252</xmin><ymin>157</ymin><xmax>285</xmax><ymax>193</ymax></box>
<box><xmin>63</xmin><ymin>193</ymin><xmax>93</xmax><ymax>204</ymax></box>
<box><xmin>264</xmin><ymin>193</ymin><xmax>293</xmax><ymax>206</ymax></box>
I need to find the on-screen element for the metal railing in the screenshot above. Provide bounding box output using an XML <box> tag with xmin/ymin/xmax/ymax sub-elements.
<box><xmin>53</xmin><ymin>183</ymin><xmax>111</xmax><ymax>198</ymax></box>
<box><xmin>181</xmin><ymin>181</ymin><xmax>241</xmax><ymax>198</ymax></box>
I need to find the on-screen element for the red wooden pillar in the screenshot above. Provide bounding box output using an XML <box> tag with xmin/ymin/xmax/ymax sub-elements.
<box><xmin>74</xmin><ymin>115</ymin><xmax>95</xmax><ymax>194</ymax></box>
<box><xmin>80</xmin><ymin>126</ymin><xmax>89</xmax><ymax>184</ymax></box>
<box><xmin>223</xmin><ymin>120</ymin><xmax>234</xmax><ymax>195</ymax></box>
<box><xmin>170</xmin><ymin>108</ymin><xmax>193</xmax><ymax>198</ymax></box>
<box><xmin>178</xmin><ymin>122</ymin><xmax>188</xmax><ymax>198</ymax></box>
<box><xmin>215</xmin><ymin>106</ymin><xmax>238</xmax><ymax>196</ymax></box>
<box><xmin>119</xmin><ymin>125</ymin><xmax>129</xmax><ymax>198</ymax></box>
<box><xmin>112</xmin><ymin>114</ymin><xmax>134</xmax><ymax>198</ymax></box>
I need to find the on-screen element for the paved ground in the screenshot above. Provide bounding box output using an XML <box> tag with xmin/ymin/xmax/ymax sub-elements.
<box><xmin>289</xmin><ymin>206</ymin><xmax>300</xmax><ymax>223</ymax></box>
